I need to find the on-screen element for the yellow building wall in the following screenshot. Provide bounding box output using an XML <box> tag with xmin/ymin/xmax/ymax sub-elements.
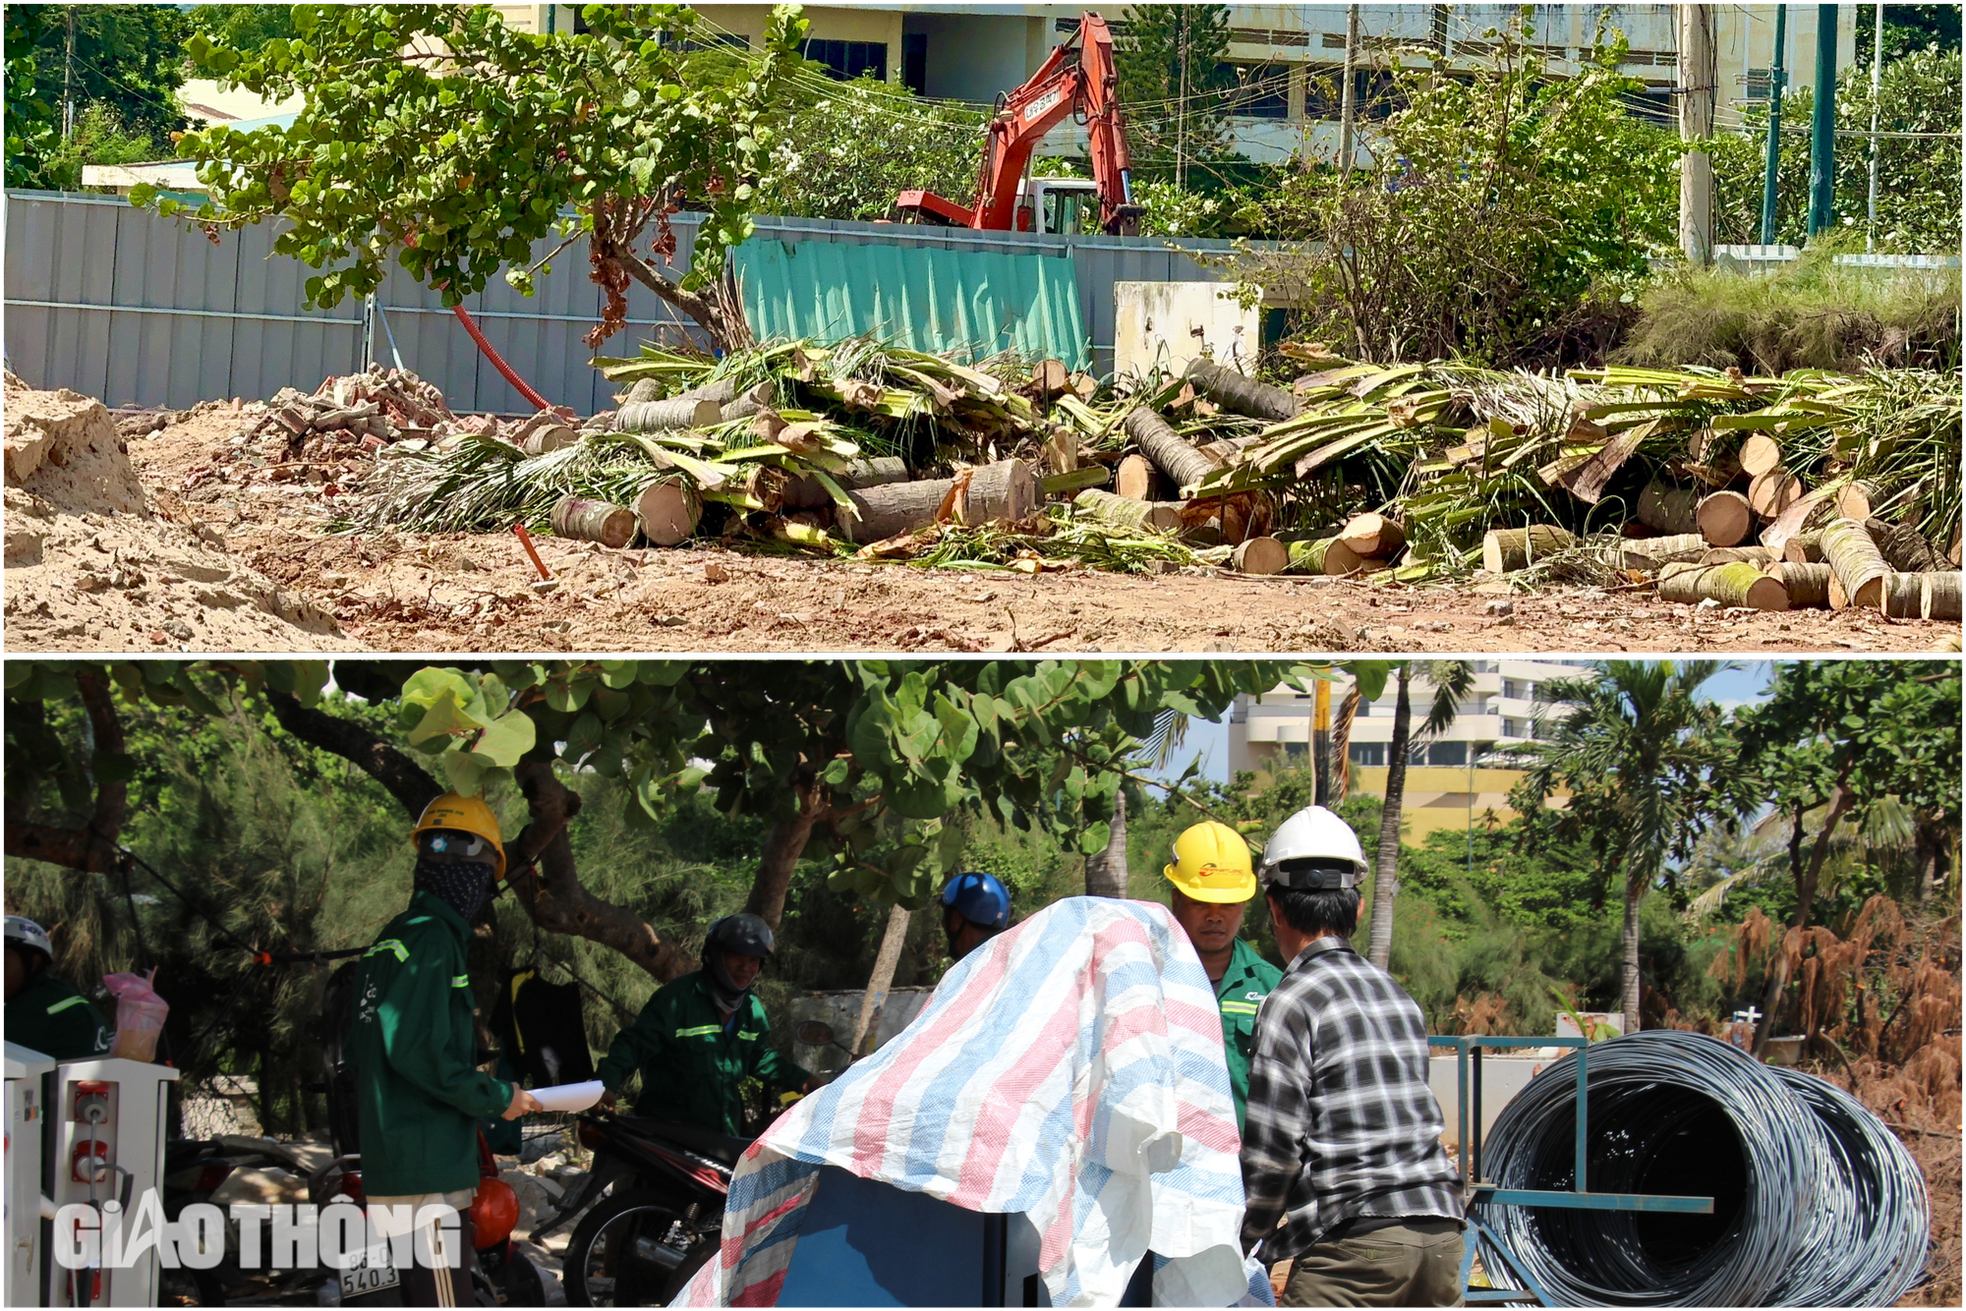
<box><xmin>1242</xmin><ymin>749</ymin><xmax>1566</xmax><ymax>842</ymax></box>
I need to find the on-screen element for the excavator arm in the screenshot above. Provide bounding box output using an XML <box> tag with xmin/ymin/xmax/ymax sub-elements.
<box><xmin>895</xmin><ymin>13</ymin><xmax>1141</xmax><ymax>235</ymax></box>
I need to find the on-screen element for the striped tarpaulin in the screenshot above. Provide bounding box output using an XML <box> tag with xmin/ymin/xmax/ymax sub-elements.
<box><xmin>676</xmin><ymin>897</ymin><xmax>1268</xmax><ymax>1308</ymax></box>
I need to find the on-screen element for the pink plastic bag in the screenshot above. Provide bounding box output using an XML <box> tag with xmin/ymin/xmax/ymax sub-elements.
<box><xmin>103</xmin><ymin>971</ymin><xmax>169</xmax><ymax>1063</ymax></box>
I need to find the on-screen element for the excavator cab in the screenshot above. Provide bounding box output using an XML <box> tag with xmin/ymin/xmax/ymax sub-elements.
<box><xmin>1018</xmin><ymin>178</ymin><xmax>1100</xmax><ymax>236</ymax></box>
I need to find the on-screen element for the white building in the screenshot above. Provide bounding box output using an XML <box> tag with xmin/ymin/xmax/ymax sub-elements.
<box><xmin>496</xmin><ymin>5</ymin><xmax>1852</xmax><ymax>167</ymax></box>
<box><xmin>1228</xmin><ymin>659</ymin><xmax>1582</xmax><ymax>839</ymax></box>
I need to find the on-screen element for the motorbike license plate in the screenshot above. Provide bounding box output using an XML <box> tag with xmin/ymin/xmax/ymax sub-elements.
<box><xmin>340</xmin><ymin>1257</ymin><xmax>401</xmax><ymax>1298</ymax></box>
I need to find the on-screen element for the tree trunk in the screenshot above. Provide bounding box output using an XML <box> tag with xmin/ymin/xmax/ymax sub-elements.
<box><xmin>1073</xmin><ymin>488</ymin><xmax>1182</xmax><ymax>533</ymax></box>
<box><xmin>1230</xmin><ymin>537</ymin><xmax>1289</xmax><ymax>574</ymax></box>
<box><xmin>851</xmin><ymin>903</ymin><xmax>913</xmax><ymax>1056</ymax></box>
<box><xmin>1481</xmin><ymin>526</ymin><xmax>1575</xmax><ymax>573</ymax></box>
<box><xmin>836</xmin><ymin>460</ymin><xmax>1039</xmax><ymax>543</ymax></box>
<box><xmin>1084</xmin><ymin>788</ymin><xmax>1129</xmax><ymax>898</ymax></box>
<box><xmin>1752</xmin><ymin>781</ymin><xmax>1854</xmax><ymax>1055</ymax></box>
<box><xmin>635</xmin><ymin>480</ymin><xmax>702</xmax><ymax>547</ymax></box>
<box><xmin>1637</xmin><ymin>482</ymin><xmax>1700</xmax><ymax>535</ymax></box>
<box><xmin>510</xmin><ymin>762</ymin><xmax>697</xmax><ymax>983</ymax></box>
<box><xmin>1124</xmin><ymin>407</ymin><xmax>1220</xmax><ymax>491</ymax></box>
<box><xmin>4</xmin><ymin>668</ymin><xmax>131</xmax><ymax>875</ymax></box>
<box><xmin>746</xmin><ymin>775</ymin><xmax>827</xmax><ymax>930</ymax></box>
<box><xmin>551</xmin><ymin>496</ymin><xmax>636</xmax><ymax>548</ymax></box>
<box><xmin>1766</xmin><ymin>561</ymin><xmax>1831</xmax><ymax>608</ymax></box>
<box><xmin>1367</xmin><ymin>669</ymin><xmax>1411</xmax><ymax>970</ymax></box>
<box><xmin>781</xmin><ymin>456</ymin><xmax>910</xmax><ymax>511</ymax></box>
<box><xmin>1822</xmin><ymin>517</ymin><xmax>1890</xmax><ymax>610</ymax></box>
<box><xmin>1620</xmin><ymin>868</ymin><xmax>1644</xmax><ymax>1035</ymax></box>
<box><xmin>1183</xmin><ymin>358</ymin><xmax>1298</xmax><ymax>422</ymax></box>
<box><xmin>1656</xmin><ymin>560</ymin><xmax>1788</xmax><ymax>610</ymax></box>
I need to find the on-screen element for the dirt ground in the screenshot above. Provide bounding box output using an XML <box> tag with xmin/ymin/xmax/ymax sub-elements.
<box><xmin>8</xmin><ymin>394</ymin><xmax>1960</xmax><ymax>655</ymax></box>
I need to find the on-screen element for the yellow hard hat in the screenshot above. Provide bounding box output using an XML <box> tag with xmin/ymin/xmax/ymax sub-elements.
<box><xmin>1164</xmin><ymin>821</ymin><xmax>1256</xmax><ymax>904</ymax></box>
<box><xmin>411</xmin><ymin>792</ymin><xmax>507</xmax><ymax>881</ymax></box>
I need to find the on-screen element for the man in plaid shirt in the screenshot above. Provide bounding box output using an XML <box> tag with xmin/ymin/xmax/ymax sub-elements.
<box><xmin>1239</xmin><ymin>805</ymin><xmax>1466</xmax><ymax>1307</ymax></box>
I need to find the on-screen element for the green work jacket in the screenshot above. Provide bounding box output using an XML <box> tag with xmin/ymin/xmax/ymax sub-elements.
<box><xmin>1215</xmin><ymin>936</ymin><xmax>1284</xmax><ymax>1132</ymax></box>
<box><xmin>349</xmin><ymin>891</ymin><xmax>512</xmax><ymax>1196</ymax></box>
<box><xmin>6</xmin><ymin>973</ymin><xmax>113</xmax><ymax>1062</ymax></box>
<box><xmin>596</xmin><ymin>971</ymin><xmax>812</xmax><ymax>1134</ymax></box>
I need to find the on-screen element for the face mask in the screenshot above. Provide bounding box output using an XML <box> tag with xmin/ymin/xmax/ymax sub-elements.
<box><xmin>704</xmin><ymin>952</ymin><xmax>754</xmax><ymax>1012</ymax></box>
<box><xmin>413</xmin><ymin>856</ymin><xmax>495</xmax><ymax>921</ymax></box>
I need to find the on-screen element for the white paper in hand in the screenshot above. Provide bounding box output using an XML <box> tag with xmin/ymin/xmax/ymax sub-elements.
<box><xmin>529</xmin><ymin>1080</ymin><xmax>605</xmax><ymax>1113</ymax></box>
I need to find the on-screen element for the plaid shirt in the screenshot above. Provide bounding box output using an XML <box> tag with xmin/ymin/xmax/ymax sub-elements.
<box><xmin>1239</xmin><ymin>936</ymin><xmax>1464</xmax><ymax>1261</ymax></box>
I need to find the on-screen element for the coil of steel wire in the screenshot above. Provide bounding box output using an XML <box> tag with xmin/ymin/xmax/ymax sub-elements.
<box><xmin>1766</xmin><ymin>1065</ymin><xmax>1931</xmax><ymax>1306</ymax></box>
<box><xmin>1477</xmin><ymin>1030</ymin><xmax>1928</xmax><ymax>1307</ymax></box>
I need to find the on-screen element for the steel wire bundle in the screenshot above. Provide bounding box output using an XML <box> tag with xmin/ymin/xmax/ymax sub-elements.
<box><xmin>1477</xmin><ymin>1030</ymin><xmax>1928</xmax><ymax>1307</ymax></box>
<box><xmin>1766</xmin><ymin>1066</ymin><xmax>1931</xmax><ymax>1306</ymax></box>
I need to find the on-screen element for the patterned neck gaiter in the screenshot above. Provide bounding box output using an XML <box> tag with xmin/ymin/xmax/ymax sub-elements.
<box><xmin>704</xmin><ymin>953</ymin><xmax>752</xmax><ymax>1014</ymax></box>
<box><xmin>413</xmin><ymin>857</ymin><xmax>495</xmax><ymax>922</ymax></box>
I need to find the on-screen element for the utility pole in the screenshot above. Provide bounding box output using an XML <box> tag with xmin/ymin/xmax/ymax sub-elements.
<box><xmin>1677</xmin><ymin>4</ymin><xmax>1716</xmax><ymax>265</ymax></box>
<box><xmin>62</xmin><ymin>6</ymin><xmax>78</xmax><ymax>141</ymax></box>
<box><xmin>1807</xmin><ymin>4</ymin><xmax>1839</xmax><ymax>236</ymax></box>
<box><xmin>1337</xmin><ymin>4</ymin><xmax>1360</xmax><ymax>176</ymax></box>
<box><xmin>1312</xmin><ymin>680</ymin><xmax>1332</xmax><ymax>806</ymax></box>
<box><xmin>1865</xmin><ymin>2</ymin><xmax>1884</xmax><ymax>250</ymax></box>
<box><xmin>1175</xmin><ymin>12</ymin><xmax>1189</xmax><ymax>192</ymax></box>
<box><xmin>1760</xmin><ymin>4</ymin><xmax>1788</xmax><ymax>244</ymax></box>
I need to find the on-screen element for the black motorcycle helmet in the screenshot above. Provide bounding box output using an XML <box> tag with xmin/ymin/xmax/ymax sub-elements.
<box><xmin>702</xmin><ymin>913</ymin><xmax>775</xmax><ymax>1006</ymax></box>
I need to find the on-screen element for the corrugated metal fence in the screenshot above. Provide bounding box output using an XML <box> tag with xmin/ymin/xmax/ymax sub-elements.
<box><xmin>3</xmin><ymin>191</ymin><xmax>1240</xmax><ymax>412</ymax></box>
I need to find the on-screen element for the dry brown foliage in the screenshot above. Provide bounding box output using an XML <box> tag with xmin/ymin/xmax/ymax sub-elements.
<box><xmin>1447</xmin><ymin>992</ymin><xmax>1515</xmax><ymax>1036</ymax></box>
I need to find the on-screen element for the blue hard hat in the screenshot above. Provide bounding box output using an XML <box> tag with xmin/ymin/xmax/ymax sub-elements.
<box><xmin>937</xmin><ymin>871</ymin><xmax>1011</xmax><ymax>931</ymax></box>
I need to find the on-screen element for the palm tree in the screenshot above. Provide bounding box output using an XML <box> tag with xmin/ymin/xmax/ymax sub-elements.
<box><xmin>1366</xmin><ymin>661</ymin><xmax>1475</xmax><ymax>970</ymax></box>
<box><xmin>1512</xmin><ymin>661</ymin><xmax>1732</xmax><ymax>1034</ymax></box>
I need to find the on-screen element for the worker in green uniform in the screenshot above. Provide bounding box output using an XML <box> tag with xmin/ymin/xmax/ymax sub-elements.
<box><xmin>5</xmin><ymin>916</ymin><xmax>113</xmax><ymax>1061</ymax></box>
<box><xmin>596</xmin><ymin>913</ymin><xmax>814</xmax><ymax>1134</ymax></box>
<box><xmin>351</xmin><ymin>794</ymin><xmax>539</xmax><ymax>1307</ymax></box>
<box><xmin>1163</xmin><ymin>822</ymin><xmax>1283</xmax><ymax>1131</ymax></box>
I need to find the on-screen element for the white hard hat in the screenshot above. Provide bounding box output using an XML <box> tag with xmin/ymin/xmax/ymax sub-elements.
<box><xmin>1259</xmin><ymin>807</ymin><xmax>1369</xmax><ymax>890</ymax></box>
<box><xmin>5</xmin><ymin>915</ymin><xmax>54</xmax><ymax>960</ymax></box>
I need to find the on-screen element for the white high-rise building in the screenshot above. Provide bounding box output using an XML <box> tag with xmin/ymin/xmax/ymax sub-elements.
<box><xmin>1227</xmin><ymin>659</ymin><xmax>1582</xmax><ymax>839</ymax></box>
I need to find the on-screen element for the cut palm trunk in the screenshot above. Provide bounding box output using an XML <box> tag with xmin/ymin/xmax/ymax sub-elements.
<box><xmin>1700</xmin><ymin>545</ymin><xmax>1773</xmax><ymax>565</ymax></box>
<box><xmin>1637</xmin><ymin>482</ymin><xmax>1699</xmax><ymax>535</ymax></box>
<box><xmin>551</xmin><ymin>496</ymin><xmax>637</xmax><ymax>548</ymax></box>
<box><xmin>1921</xmin><ymin>572</ymin><xmax>1962</xmax><ymax>620</ymax></box>
<box><xmin>1657</xmin><ymin>561</ymin><xmax>1788</xmax><ymax>611</ymax></box>
<box><xmin>1864</xmin><ymin>518</ymin><xmax>1942</xmax><ymax>573</ymax></box>
<box><xmin>617</xmin><ymin>395</ymin><xmax>724</xmax><ymax>432</ymax></box>
<box><xmin>1611</xmin><ymin>533</ymin><xmax>1707</xmax><ymax>569</ymax></box>
<box><xmin>1881</xmin><ymin>573</ymin><xmax>1926</xmax><ymax>619</ymax></box>
<box><xmin>1821</xmin><ymin>517</ymin><xmax>1891</xmax><ymax>611</ymax></box>
<box><xmin>1747</xmin><ymin>468</ymin><xmax>1802</xmax><ymax>519</ymax></box>
<box><xmin>1124</xmin><ymin>406</ymin><xmax>1222</xmax><ymax>492</ymax></box>
<box><xmin>1286</xmin><ymin>538</ymin><xmax>1337</xmax><ymax>574</ymax></box>
<box><xmin>781</xmin><ymin>456</ymin><xmax>910</xmax><ymax>511</ymax></box>
<box><xmin>636</xmin><ymin>480</ymin><xmax>703</xmax><ymax>547</ymax></box>
<box><xmin>837</xmin><ymin>459</ymin><xmax>1040</xmax><ymax>543</ymax></box>
<box><xmin>1836</xmin><ymin>481</ymin><xmax>1876</xmax><ymax>521</ymax></box>
<box><xmin>1338</xmin><ymin>512</ymin><xmax>1405</xmax><ymax>558</ymax></box>
<box><xmin>1765</xmin><ymin>561</ymin><xmax>1831</xmax><ymax>608</ymax></box>
<box><xmin>1783</xmin><ymin>531</ymin><xmax>1824</xmax><ymax>563</ymax></box>
<box><xmin>1231</xmin><ymin>537</ymin><xmax>1289</xmax><ymax>574</ymax></box>
<box><xmin>1696</xmin><ymin>491</ymin><xmax>1754</xmax><ymax>546</ymax></box>
<box><xmin>1183</xmin><ymin>358</ymin><xmax>1298</xmax><ymax>422</ymax></box>
<box><xmin>1073</xmin><ymin>489</ymin><xmax>1182</xmax><ymax>533</ymax></box>
<box><xmin>521</xmin><ymin>424</ymin><xmax>577</xmax><ymax>456</ymax></box>
<box><xmin>1482</xmin><ymin>526</ymin><xmax>1576</xmax><ymax>573</ymax></box>
<box><xmin>1738</xmin><ymin>433</ymin><xmax>1783</xmax><ymax>478</ymax></box>
<box><xmin>1115</xmin><ymin>454</ymin><xmax>1158</xmax><ymax>501</ymax></box>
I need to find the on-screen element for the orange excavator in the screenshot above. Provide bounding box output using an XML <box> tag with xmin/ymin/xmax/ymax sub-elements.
<box><xmin>894</xmin><ymin>12</ymin><xmax>1143</xmax><ymax>237</ymax></box>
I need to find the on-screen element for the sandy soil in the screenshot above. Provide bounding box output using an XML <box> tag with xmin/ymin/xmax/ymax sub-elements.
<box><xmin>8</xmin><ymin>394</ymin><xmax>1958</xmax><ymax>656</ymax></box>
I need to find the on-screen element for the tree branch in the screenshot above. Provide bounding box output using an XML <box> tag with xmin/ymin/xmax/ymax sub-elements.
<box><xmin>510</xmin><ymin>761</ymin><xmax>696</xmax><ymax>983</ymax></box>
<box><xmin>3</xmin><ymin>668</ymin><xmax>131</xmax><ymax>875</ymax></box>
<box><xmin>263</xmin><ymin>691</ymin><xmax>444</xmax><ymax>818</ymax></box>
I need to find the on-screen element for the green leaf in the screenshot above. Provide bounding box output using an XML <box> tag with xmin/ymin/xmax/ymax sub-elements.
<box><xmin>1078</xmin><ymin>821</ymin><xmax>1112</xmax><ymax>856</ymax></box>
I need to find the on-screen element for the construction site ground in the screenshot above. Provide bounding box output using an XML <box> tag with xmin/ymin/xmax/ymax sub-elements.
<box><xmin>7</xmin><ymin>393</ymin><xmax>1958</xmax><ymax>655</ymax></box>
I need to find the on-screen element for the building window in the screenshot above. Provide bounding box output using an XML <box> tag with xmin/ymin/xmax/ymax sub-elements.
<box><xmin>1282</xmin><ymin>742</ymin><xmax>1310</xmax><ymax>764</ymax></box>
<box><xmin>657</xmin><ymin>29</ymin><xmax>747</xmax><ymax>53</ymax></box>
<box><xmin>902</xmin><ymin>31</ymin><xmax>927</xmax><ymax>95</ymax></box>
<box><xmin>1503</xmin><ymin>679</ymin><xmax>1532</xmax><ymax>701</ymax></box>
<box><xmin>1502</xmin><ymin>717</ymin><xmax>1526</xmax><ymax>738</ymax></box>
<box><xmin>1428</xmin><ymin>741</ymin><xmax>1468</xmax><ymax>767</ymax></box>
<box><xmin>1224</xmin><ymin>62</ymin><xmax>1289</xmax><ymax>118</ymax></box>
<box><xmin>1349</xmin><ymin>742</ymin><xmax>1386</xmax><ymax>767</ymax></box>
<box><xmin>802</xmin><ymin>38</ymin><xmax>887</xmax><ymax>81</ymax></box>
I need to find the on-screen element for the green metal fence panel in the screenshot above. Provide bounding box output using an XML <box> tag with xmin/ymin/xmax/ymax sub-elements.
<box><xmin>734</xmin><ymin>238</ymin><xmax>1089</xmax><ymax>370</ymax></box>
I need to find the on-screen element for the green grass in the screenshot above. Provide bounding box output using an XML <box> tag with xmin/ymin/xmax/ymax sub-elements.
<box><xmin>1617</xmin><ymin>242</ymin><xmax>1961</xmax><ymax>374</ymax></box>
